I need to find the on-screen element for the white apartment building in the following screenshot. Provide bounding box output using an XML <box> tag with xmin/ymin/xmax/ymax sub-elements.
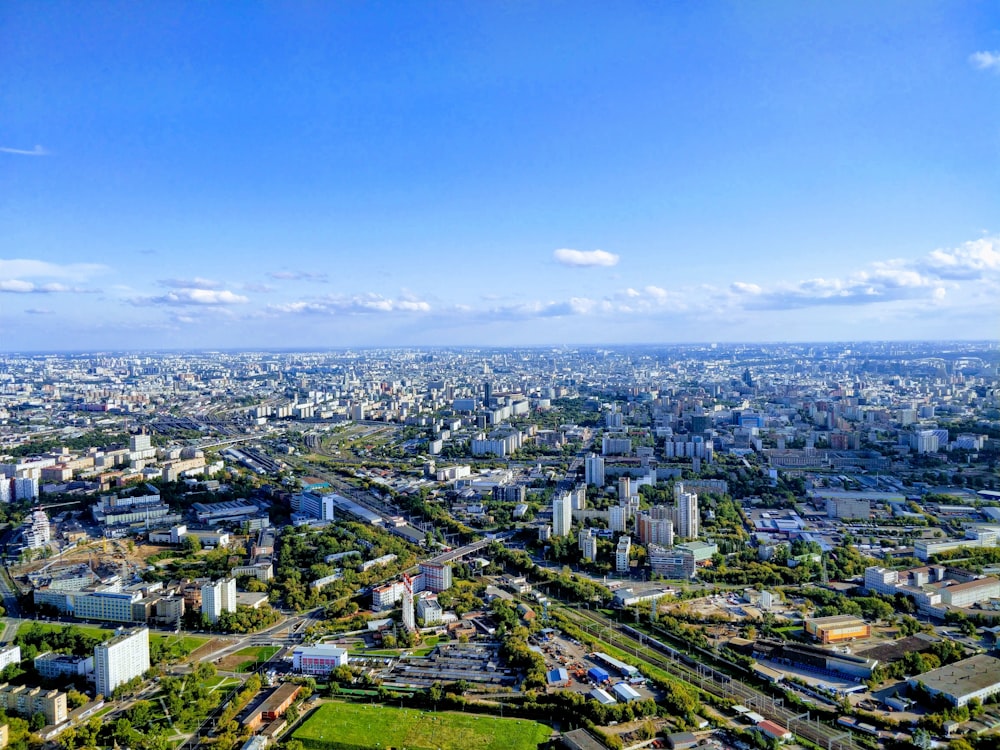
<box><xmin>95</xmin><ymin>627</ymin><xmax>150</xmax><ymax>697</ymax></box>
<box><xmin>552</xmin><ymin>493</ymin><xmax>572</xmax><ymax>537</ymax></box>
<box><xmin>616</xmin><ymin>536</ymin><xmax>632</xmax><ymax>573</ymax></box>
<box><xmin>673</xmin><ymin>486</ymin><xmax>699</xmax><ymax>539</ymax></box>
<box><xmin>578</xmin><ymin>529</ymin><xmax>598</xmax><ymax>561</ymax></box>
<box><xmin>584</xmin><ymin>454</ymin><xmax>605</xmax><ymax>486</ymax></box>
<box><xmin>22</xmin><ymin>510</ymin><xmax>50</xmax><ymax>549</ymax></box>
<box><xmin>201</xmin><ymin>577</ymin><xmax>237</xmax><ymax>623</ymax></box>
<box><xmin>0</xmin><ymin>645</ymin><xmax>20</xmax><ymax>672</ymax></box>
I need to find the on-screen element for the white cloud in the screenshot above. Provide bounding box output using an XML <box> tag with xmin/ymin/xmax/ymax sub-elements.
<box><xmin>24</xmin><ymin>308</ymin><xmax>54</xmax><ymax>315</ymax></box>
<box><xmin>921</xmin><ymin>237</ymin><xmax>1000</xmax><ymax>279</ymax></box>
<box><xmin>0</xmin><ymin>259</ymin><xmax>107</xmax><ymax>280</ymax></box>
<box><xmin>969</xmin><ymin>51</ymin><xmax>1000</xmax><ymax>72</ymax></box>
<box><xmin>0</xmin><ymin>145</ymin><xmax>49</xmax><ymax>156</ymax></box>
<box><xmin>158</xmin><ymin>277</ymin><xmax>222</xmax><ymax>290</ymax></box>
<box><xmin>138</xmin><ymin>289</ymin><xmax>250</xmax><ymax>306</ymax></box>
<box><xmin>269</xmin><ymin>293</ymin><xmax>431</xmax><ymax>316</ymax></box>
<box><xmin>0</xmin><ymin>280</ymin><xmax>92</xmax><ymax>294</ymax></box>
<box><xmin>553</xmin><ymin>248</ymin><xmax>620</xmax><ymax>267</ymax></box>
<box><xmin>268</xmin><ymin>270</ymin><xmax>329</xmax><ymax>282</ymax></box>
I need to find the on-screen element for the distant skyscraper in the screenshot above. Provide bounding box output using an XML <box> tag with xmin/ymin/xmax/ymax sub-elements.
<box><xmin>552</xmin><ymin>493</ymin><xmax>572</xmax><ymax>537</ymax></box>
<box><xmin>483</xmin><ymin>381</ymin><xmax>493</xmax><ymax>408</ymax></box>
<box><xmin>95</xmin><ymin>627</ymin><xmax>149</xmax><ymax>698</ymax></box>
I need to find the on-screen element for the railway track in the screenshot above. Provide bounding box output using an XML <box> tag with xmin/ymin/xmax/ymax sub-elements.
<box><xmin>561</xmin><ymin>606</ymin><xmax>859</xmax><ymax>750</ymax></box>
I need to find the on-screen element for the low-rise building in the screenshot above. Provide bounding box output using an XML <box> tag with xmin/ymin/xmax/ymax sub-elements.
<box><xmin>909</xmin><ymin>654</ymin><xmax>1000</xmax><ymax>707</ymax></box>
<box><xmin>34</xmin><ymin>653</ymin><xmax>94</xmax><ymax>680</ymax></box>
<box><xmin>291</xmin><ymin>645</ymin><xmax>348</xmax><ymax>675</ymax></box>
<box><xmin>804</xmin><ymin>615</ymin><xmax>870</xmax><ymax>644</ymax></box>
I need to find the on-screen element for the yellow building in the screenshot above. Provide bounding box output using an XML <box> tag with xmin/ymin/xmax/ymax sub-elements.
<box><xmin>804</xmin><ymin>615</ymin><xmax>870</xmax><ymax>644</ymax></box>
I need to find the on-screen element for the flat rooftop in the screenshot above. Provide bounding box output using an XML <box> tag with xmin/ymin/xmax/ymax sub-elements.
<box><xmin>916</xmin><ymin>654</ymin><xmax>1000</xmax><ymax>698</ymax></box>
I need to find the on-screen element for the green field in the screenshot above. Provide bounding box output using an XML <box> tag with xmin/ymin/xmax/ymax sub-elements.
<box><xmin>233</xmin><ymin>645</ymin><xmax>280</xmax><ymax>672</ymax></box>
<box><xmin>294</xmin><ymin>703</ymin><xmax>552</xmax><ymax>750</ymax></box>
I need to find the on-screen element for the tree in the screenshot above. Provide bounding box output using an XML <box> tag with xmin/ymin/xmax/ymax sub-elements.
<box><xmin>30</xmin><ymin>712</ymin><xmax>46</xmax><ymax>731</ymax></box>
<box><xmin>182</xmin><ymin>534</ymin><xmax>202</xmax><ymax>553</ymax></box>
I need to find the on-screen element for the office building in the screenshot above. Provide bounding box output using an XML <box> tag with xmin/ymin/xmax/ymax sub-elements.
<box><xmin>94</xmin><ymin>627</ymin><xmax>150</xmax><ymax>698</ymax></box>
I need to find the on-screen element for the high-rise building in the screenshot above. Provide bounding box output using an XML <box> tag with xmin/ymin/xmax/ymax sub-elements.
<box><xmin>13</xmin><ymin>477</ymin><xmax>39</xmax><ymax>502</ymax></box>
<box><xmin>616</xmin><ymin>536</ymin><xmax>632</xmax><ymax>573</ymax></box>
<box><xmin>618</xmin><ymin>476</ymin><xmax>631</xmax><ymax>501</ymax></box>
<box><xmin>673</xmin><ymin>485</ymin><xmax>699</xmax><ymax>539</ymax></box>
<box><xmin>483</xmin><ymin>381</ymin><xmax>493</xmax><ymax>408</ymax></box>
<box><xmin>609</xmin><ymin>504</ymin><xmax>630</xmax><ymax>533</ymax></box>
<box><xmin>201</xmin><ymin>578</ymin><xmax>236</xmax><ymax>623</ymax></box>
<box><xmin>94</xmin><ymin>627</ymin><xmax>149</xmax><ymax>698</ymax></box>
<box><xmin>401</xmin><ymin>574</ymin><xmax>415</xmax><ymax>632</ymax></box>
<box><xmin>22</xmin><ymin>510</ymin><xmax>50</xmax><ymax>549</ymax></box>
<box><xmin>129</xmin><ymin>433</ymin><xmax>152</xmax><ymax>452</ymax></box>
<box><xmin>552</xmin><ymin>493</ymin><xmax>572</xmax><ymax>537</ymax></box>
<box><xmin>584</xmin><ymin>454</ymin><xmax>605</xmax><ymax>486</ymax></box>
<box><xmin>636</xmin><ymin>509</ymin><xmax>674</xmax><ymax>547</ymax></box>
<box><xmin>417</xmin><ymin>562</ymin><xmax>452</xmax><ymax>592</ymax></box>
<box><xmin>578</xmin><ymin>529</ymin><xmax>597</xmax><ymax>561</ymax></box>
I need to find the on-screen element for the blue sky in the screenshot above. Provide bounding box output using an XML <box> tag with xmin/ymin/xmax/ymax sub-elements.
<box><xmin>2</xmin><ymin>2</ymin><xmax>999</xmax><ymax>350</ymax></box>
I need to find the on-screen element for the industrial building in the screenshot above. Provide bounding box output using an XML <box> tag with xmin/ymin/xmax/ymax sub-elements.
<box><xmin>909</xmin><ymin>654</ymin><xmax>1000</xmax><ymax>707</ymax></box>
<box><xmin>804</xmin><ymin>615</ymin><xmax>870</xmax><ymax>644</ymax></box>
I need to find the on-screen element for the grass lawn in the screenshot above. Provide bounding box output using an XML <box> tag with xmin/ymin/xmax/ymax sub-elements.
<box><xmin>18</xmin><ymin>621</ymin><xmax>112</xmax><ymax>640</ymax></box>
<box><xmin>294</xmin><ymin>703</ymin><xmax>552</xmax><ymax>750</ymax></box>
<box><xmin>204</xmin><ymin>676</ymin><xmax>241</xmax><ymax>691</ymax></box>
<box><xmin>16</xmin><ymin>622</ymin><xmax>210</xmax><ymax>657</ymax></box>
<box><xmin>235</xmin><ymin>645</ymin><xmax>280</xmax><ymax>672</ymax></box>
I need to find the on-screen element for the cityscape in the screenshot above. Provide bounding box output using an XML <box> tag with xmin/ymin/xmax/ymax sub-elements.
<box><xmin>3</xmin><ymin>4</ymin><xmax>1000</xmax><ymax>750</ymax></box>
<box><xmin>0</xmin><ymin>342</ymin><xmax>995</xmax><ymax>750</ymax></box>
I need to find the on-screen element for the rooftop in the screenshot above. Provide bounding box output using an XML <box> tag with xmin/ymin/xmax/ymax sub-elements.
<box><xmin>915</xmin><ymin>654</ymin><xmax>1000</xmax><ymax>699</ymax></box>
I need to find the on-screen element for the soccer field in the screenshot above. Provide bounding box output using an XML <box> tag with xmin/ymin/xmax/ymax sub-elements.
<box><xmin>293</xmin><ymin>702</ymin><xmax>552</xmax><ymax>750</ymax></box>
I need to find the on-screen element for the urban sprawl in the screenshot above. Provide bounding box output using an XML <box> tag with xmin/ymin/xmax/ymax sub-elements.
<box><xmin>0</xmin><ymin>342</ymin><xmax>997</xmax><ymax>750</ymax></box>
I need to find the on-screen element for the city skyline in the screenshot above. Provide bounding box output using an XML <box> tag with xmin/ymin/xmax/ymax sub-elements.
<box><xmin>3</xmin><ymin>3</ymin><xmax>999</xmax><ymax>350</ymax></box>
